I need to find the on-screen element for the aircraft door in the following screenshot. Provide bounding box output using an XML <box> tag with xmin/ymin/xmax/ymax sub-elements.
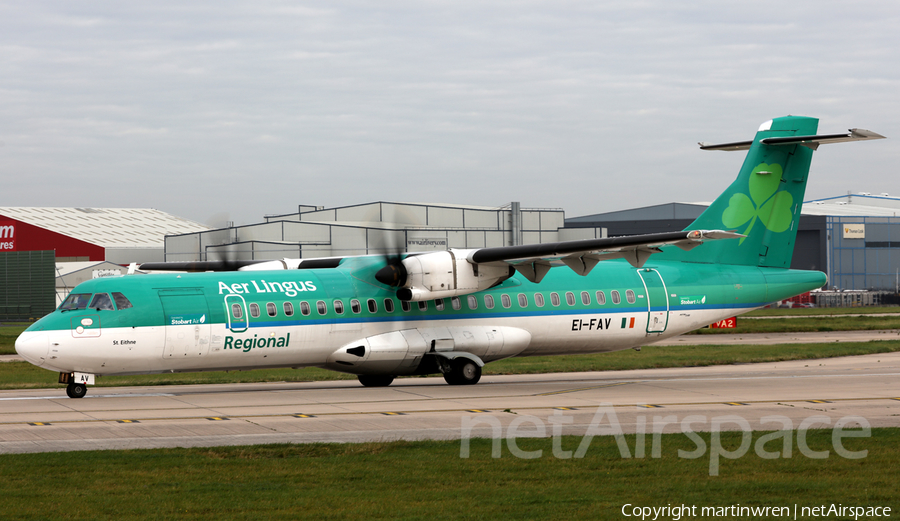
<box><xmin>159</xmin><ymin>289</ymin><xmax>212</xmax><ymax>358</ymax></box>
<box><xmin>224</xmin><ymin>294</ymin><xmax>249</xmax><ymax>333</ymax></box>
<box><xmin>637</xmin><ymin>268</ymin><xmax>669</xmax><ymax>333</ymax></box>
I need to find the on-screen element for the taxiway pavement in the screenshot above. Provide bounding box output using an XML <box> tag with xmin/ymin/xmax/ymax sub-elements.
<box><xmin>1</xmin><ymin>351</ymin><xmax>898</xmax><ymax>454</ymax></box>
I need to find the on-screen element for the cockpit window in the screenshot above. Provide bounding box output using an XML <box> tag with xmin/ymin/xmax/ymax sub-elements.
<box><xmin>89</xmin><ymin>293</ymin><xmax>115</xmax><ymax>311</ymax></box>
<box><xmin>60</xmin><ymin>293</ymin><xmax>92</xmax><ymax>311</ymax></box>
<box><xmin>112</xmin><ymin>292</ymin><xmax>133</xmax><ymax>310</ymax></box>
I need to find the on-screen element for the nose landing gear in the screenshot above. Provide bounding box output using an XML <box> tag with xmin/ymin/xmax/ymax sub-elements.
<box><xmin>66</xmin><ymin>382</ymin><xmax>87</xmax><ymax>399</ymax></box>
<box><xmin>59</xmin><ymin>372</ymin><xmax>91</xmax><ymax>398</ymax></box>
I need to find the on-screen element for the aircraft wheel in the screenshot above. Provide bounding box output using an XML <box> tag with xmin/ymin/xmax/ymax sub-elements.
<box><xmin>358</xmin><ymin>375</ymin><xmax>395</xmax><ymax>387</ymax></box>
<box><xmin>66</xmin><ymin>383</ymin><xmax>87</xmax><ymax>399</ymax></box>
<box><xmin>443</xmin><ymin>358</ymin><xmax>481</xmax><ymax>386</ymax></box>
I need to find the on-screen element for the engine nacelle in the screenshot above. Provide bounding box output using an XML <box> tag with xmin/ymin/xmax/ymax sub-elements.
<box><xmin>397</xmin><ymin>250</ymin><xmax>513</xmax><ymax>301</ymax></box>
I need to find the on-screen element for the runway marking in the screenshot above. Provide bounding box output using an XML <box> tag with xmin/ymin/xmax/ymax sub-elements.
<box><xmin>466</xmin><ymin>409</ymin><xmax>489</xmax><ymax>413</ymax></box>
<box><xmin>638</xmin><ymin>404</ymin><xmax>664</xmax><ymax>408</ymax></box>
<box><xmin>293</xmin><ymin>414</ymin><xmax>315</xmax><ymax>418</ymax></box>
<box><xmin>3</xmin><ymin>372</ymin><xmax>899</xmax><ymax>412</ymax></box>
<box><xmin>536</xmin><ymin>382</ymin><xmax>631</xmax><ymax>396</ymax></box>
<box><xmin>3</xmin><ymin>396</ymin><xmax>896</xmax><ymax>427</ymax></box>
<box><xmin>27</xmin><ymin>422</ymin><xmax>50</xmax><ymax>426</ymax></box>
<box><xmin>807</xmin><ymin>400</ymin><xmax>832</xmax><ymax>404</ymax></box>
<box><xmin>0</xmin><ymin>393</ymin><xmax>175</xmax><ymax>401</ymax></box>
<box><xmin>116</xmin><ymin>420</ymin><xmax>140</xmax><ymax>424</ymax></box>
<box><xmin>554</xmin><ymin>407</ymin><xmax>577</xmax><ymax>411</ymax></box>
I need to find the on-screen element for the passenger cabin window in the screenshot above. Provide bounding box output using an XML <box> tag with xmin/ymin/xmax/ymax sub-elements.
<box><xmin>351</xmin><ymin>299</ymin><xmax>361</xmax><ymax>313</ymax></box>
<box><xmin>300</xmin><ymin>301</ymin><xmax>311</xmax><ymax>316</ymax></box>
<box><xmin>596</xmin><ymin>291</ymin><xmax>606</xmax><ymax>305</ymax></box>
<box><xmin>534</xmin><ymin>293</ymin><xmax>545</xmax><ymax>307</ymax></box>
<box><xmin>283</xmin><ymin>302</ymin><xmax>294</xmax><ymax>316</ymax></box>
<box><xmin>60</xmin><ymin>293</ymin><xmax>91</xmax><ymax>311</ymax></box>
<box><xmin>418</xmin><ymin>301</ymin><xmax>428</xmax><ymax>311</ymax></box>
<box><xmin>451</xmin><ymin>297</ymin><xmax>461</xmax><ymax>310</ymax></box>
<box><xmin>550</xmin><ymin>292</ymin><xmax>560</xmax><ymax>306</ymax></box>
<box><xmin>518</xmin><ymin>294</ymin><xmax>527</xmax><ymax>307</ymax></box>
<box><xmin>401</xmin><ymin>300</ymin><xmax>411</xmax><ymax>312</ymax></box>
<box><xmin>485</xmin><ymin>295</ymin><xmax>495</xmax><ymax>309</ymax></box>
<box><xmin>333</xmin><ymin>300</ymin><xmax>344</xmax><ymax>314</ymax></box>
<box><xmin>626</xmin><ymin>290</ymin><xmax>636</xmax><ymax>304</ymax></box>
<box><xmin>267</xmin><ymin>302</ymin><xmax>277</xmax><ymax>317</ymax></box>
<box><xmin>467</xmin><ymin>295</ymin><xmax>478</xmax><ymax>310</ymax></box>
<box><xmin>249</xmin><ymin>303</ymin><xmax>260</xmax><ymax>318</ymax></box>
<box><xmin>317</xmin><ymin>301</ymin><xmax>327</xmax><ymax>315</ymax></box>
<box><xmin>367</xmin><ymin>299</ymin><xmax>378</xmax><ymax>313</ymax></box>
<box><xmin>435</xmin><ymin>299</ymin><xmax>444</xmax><ymax>311</ymax></box>
<box><xmin>565</xmin><ymin>292</ymin><xmax>576</xmax><ymax>306</ymax></box>
<box><xmin>581</xmin><ymin>291</ymin><xmax>591</xmax><ymax>306</ymax></box>
<box><xmin>611</xmin><ymin>290</ymin><xmax>621</xmax><ymax>305</ymax></box>
<box><xmin>89</xmin><ymin>293</ymin><xmax>114</xmax><ymax>311</ymax></box>
<box><xmin>112</xmin><ymin>292</ymin><xmax>133</xmax><ymax>310</ymax></box>
<box><xmin>384</xmin><ymin>299</ymin><xmax>394</xmax><ymax>313</ymax></box>
<box><xmin>501</xmin><ymin>294</ymin><xmax>511</xmax><ymax>308</ymax></box>
<box><xmin>231</xmin><ymin>303</ymin><xmax>243</xmax><ymax>319</ymax></box>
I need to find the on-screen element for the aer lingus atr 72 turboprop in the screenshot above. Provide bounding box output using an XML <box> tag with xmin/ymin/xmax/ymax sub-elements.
<box><xmin>16</xmin><ymin>116</ymin><xmax>884</xmax><ymax>398</ymax></box>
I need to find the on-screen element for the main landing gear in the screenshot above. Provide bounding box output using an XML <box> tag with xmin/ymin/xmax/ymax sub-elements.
<box><xmin>355</xmin><ymin>356</ymin><xmax>483</xmax><ymax>387</ymax></box>
<box><xmin>358</xmin><ymin>374</ymin><xmax>395</xmax><ymax>387</ymax></box>
<box><xmin>442</xmin><ymin>358</ymin><xmax>482</xmax><ymax>386</ymax></box>
<box><xmin>66</xmin><ymin>383</ymin><xmax>87</xmax><ymax>399</ymax></box>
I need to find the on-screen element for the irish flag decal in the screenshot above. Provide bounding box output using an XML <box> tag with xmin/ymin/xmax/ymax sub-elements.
<box><xmin>620</xmin><ymin>317</ymin><xmax>635</xmax><ymax>329</ymax></box>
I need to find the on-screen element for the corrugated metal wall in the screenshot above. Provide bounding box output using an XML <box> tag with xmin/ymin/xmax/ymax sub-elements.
<box><xmin>0</xmin><ymin>251</ymin><xmax>56</xmax><ymax>320</ymax></box>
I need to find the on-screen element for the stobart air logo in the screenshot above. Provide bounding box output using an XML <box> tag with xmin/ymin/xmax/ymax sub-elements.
<box><xmin>722</xmin><ymin>163</ymin><xmax>793</xmax><ymax>244</ymax></box>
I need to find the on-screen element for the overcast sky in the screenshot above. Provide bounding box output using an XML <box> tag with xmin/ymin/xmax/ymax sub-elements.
<box><xmin>2</xmin><ymin>1</ymin><xmax>898</xmax><ymax>227</ymax></box>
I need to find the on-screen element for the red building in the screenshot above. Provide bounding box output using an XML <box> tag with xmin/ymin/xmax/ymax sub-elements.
<box><xmin>0</xmin><ymin>207</ymin><xmax>208</xmax><ymax>264</ymax></box>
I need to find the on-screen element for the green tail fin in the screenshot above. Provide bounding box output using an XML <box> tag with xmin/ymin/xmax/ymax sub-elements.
<box><xmin>666</xmin><ymin>116</ymin><xmax>819</xmax><ymax>268</ymax></box>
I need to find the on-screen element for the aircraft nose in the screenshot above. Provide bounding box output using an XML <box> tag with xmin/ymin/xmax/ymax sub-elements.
<box><xmin>15</xmin><ymin>331</ymin><xmax>49</xmax><ymax>366</ymax></box>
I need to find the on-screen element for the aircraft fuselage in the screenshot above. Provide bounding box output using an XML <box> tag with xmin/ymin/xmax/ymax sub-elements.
<box><xmin>16</xmin><ymin>258</ymin><xmax>825</xmax><ymax>378</ymax></box>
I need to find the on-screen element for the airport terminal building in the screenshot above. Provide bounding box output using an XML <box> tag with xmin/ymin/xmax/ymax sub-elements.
<box><xmin>161</xmin><ymin>201</ymin><xmax>604</xmax><ymax>262</ymax></box>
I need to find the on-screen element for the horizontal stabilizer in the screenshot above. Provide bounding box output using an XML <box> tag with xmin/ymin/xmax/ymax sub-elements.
<box><xmin>699</xmin><ymin>128</ymin><xmax>884</xmax><ymax>151</ymax></box>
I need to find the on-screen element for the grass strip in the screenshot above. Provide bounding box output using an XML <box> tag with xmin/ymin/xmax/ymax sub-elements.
<box><xmin>0</xmin><ymin>324</ymin><xmax>27</xmax><ymax>356</ymax></box>
<box><xmin>745</xmin><ymin>306</ymin><xmax>900</xmax><ymax>317</ymax></box>
<box><xmin>0</xmin><ymin>429</ymin><xmax>896</xmax><ymax>520</ymax></box>
<box><xmin>2</xmin><ymin>340</ymin><xmax>898</xmax><ymax>390</ymax></box>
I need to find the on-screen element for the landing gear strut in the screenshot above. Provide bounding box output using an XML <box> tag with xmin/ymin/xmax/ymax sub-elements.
<box><xmin>443</xmin><ymin>358</ymin><xmax>482</xmax><ymax>385</ymax></box>
<box><xmin>66</xmin><ymin>383</ymin><xmax>87</xmax><ymax>399</ymax></box>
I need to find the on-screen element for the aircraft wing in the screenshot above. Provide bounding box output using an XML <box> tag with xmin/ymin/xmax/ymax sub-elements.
<box><xmin>465</xmin><ymin>229</ymin><xmax>741</xmax><ymax>283</ymax></box>
<box><xmin>138</xmin><ymin>228</ymin><xmax>742</xmax><ymax>301</ymax></box>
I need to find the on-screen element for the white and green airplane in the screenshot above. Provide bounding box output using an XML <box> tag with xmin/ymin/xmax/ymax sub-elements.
<box><xmin>16</xmin><ymin>116</ymin><xmax>884</xmax><ymax>398</ymax></box>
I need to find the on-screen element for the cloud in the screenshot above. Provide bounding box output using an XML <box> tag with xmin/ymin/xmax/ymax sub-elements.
<box><xmin>1</xmin><ymin>1</ymin><xmax>898</xmax><ymax>224</ymax></box>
